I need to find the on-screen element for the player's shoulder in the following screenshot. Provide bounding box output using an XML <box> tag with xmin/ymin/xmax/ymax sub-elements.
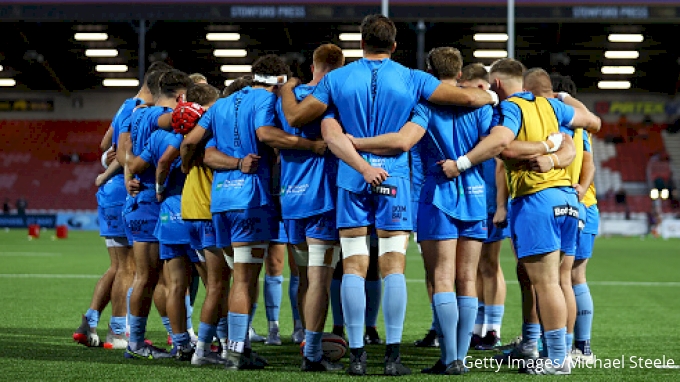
<box><xmin>293</xmin><ymin>84</ymin><xmax>315</xmax><ymax>100</ymax></box>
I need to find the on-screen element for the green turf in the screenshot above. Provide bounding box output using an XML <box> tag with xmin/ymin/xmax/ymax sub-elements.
<box><xmin>0</xmin><ymin>229</ymin><xmax>679</xmax><ymax>380</ymax></box>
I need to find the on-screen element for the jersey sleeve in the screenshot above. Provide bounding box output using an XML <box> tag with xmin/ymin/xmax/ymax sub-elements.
<box><xmin>478</xmin><ymin>105</ymin><xmax>494</xmax><ymax>137</ymax></box>
<box><xmin>168</xmin><ymin>133</ymin><xmax>183</xmax><ymax>150</ymax></box>
<box><xmin>139</xmin><ymin>134</ymin><xmax>156</xmax><ymax>164</ymax></box>
<box><xmin>412</xmin><ymin>70</ymin><xmax>441</xmax><ymax>101</ymax></box>
<box><xmin>311</xmin><ymin>75</ymin><xmax>332</xmax><ymax>106</ymax></box>
<box><xmin>548</xmin><ymin>98</ymin><xmax>576</xmax><ymax>129</ymax></box>
<box><xmin>206</xmin><ymin>137</ymin><xmax>216</xmax><ymax>149</ymax></box>
<box><xmin>495</xmin><ymin>101</ymin><xmax>522</xmax><ymax>136</ymax></box>
<box><xmin>254</xmin><ymin>94</ymin><xmax>277</xmax><ymax>130</ymax></box>
<box><xmin>197</xmin><ymin>104</ymin><xmax>214</xmax><ymax>134</ymax></box>
<box><xmin>409</xmin><ymin>101</ymin><xmax>431</xmax><ymax>130</ymax></box>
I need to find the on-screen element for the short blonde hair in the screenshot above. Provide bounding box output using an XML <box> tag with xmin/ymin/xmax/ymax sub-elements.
<box><xmin>189</xmin><ymin>73</ymin><xmax>208</xmax><ymax>84</ymax></box>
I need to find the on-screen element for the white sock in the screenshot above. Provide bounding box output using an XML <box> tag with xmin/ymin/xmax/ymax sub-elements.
<box><xmin>488</xmin><ymin>324</ymin><xmax>501</xmax><ymax>337</ymax></box>
<box><xmin>187</xmin><ymin>327</ymin><xmax>197</xmax><ymax>339</ymax></box>
<box><xmin>228</xmin><ymin>340</ymin><xmax>244</xmax><ymax>354</ymax></box>
<box><xmin>268</xmin><ymin>321</ymin><xmax>279</xmax><ymax>332</ymax></box>
<box><xmin>474</xmin><ymin>324</ymin><xmax>485</xmax><ymax>336</ymax></box>
<box><xmin>196</xmin><ymin>340</ymin><xmax>210</xmax><ymax>356</ymax></box>
<box><xmin>219</xmin><ymin>338</ymin><xmax>228</xmax><ymax>354</ymax></box>
<box><xmin>294</xmin><ymin>319</ymin><xmax>303</xmax><ymax>330</ymax></box>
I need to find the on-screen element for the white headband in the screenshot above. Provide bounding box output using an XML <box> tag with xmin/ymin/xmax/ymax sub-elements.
<box><xmin>253</xmin><ymin>74</ymin><xmax>287</xmax><ymax>85</ymax></box>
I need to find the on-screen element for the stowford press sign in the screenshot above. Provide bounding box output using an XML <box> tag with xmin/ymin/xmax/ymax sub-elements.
<box><xmin>595</xmin><ymin>101</ymin><xmax>680</xmax><ymax>115</ymax></box>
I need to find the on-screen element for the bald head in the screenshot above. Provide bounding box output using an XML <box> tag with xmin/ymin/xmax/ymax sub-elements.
<box><xmin>523</xmin><ymin>68</ymin><xmax>553</xmax><ymax>98</ymax></box>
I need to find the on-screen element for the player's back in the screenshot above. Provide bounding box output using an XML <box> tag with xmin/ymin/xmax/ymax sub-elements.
<box><xmin>145</xmin><ymin>129</ymin><xmax>185</xmax><ymax>198</ymax></box>
<box><xmin>130</xmin><ymin>105</ymin><xmax>173</xmax><ymax>189</ymax></box>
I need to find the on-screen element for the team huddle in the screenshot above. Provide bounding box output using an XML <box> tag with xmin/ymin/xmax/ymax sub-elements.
<box><xmin>74</xmin><ymin>14</ymin><xmax>602</xmax><ymax>376</ymax></box>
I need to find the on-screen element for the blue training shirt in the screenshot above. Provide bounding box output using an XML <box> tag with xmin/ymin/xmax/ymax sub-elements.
<box><xmin>410</xmin><ymin>101</ymin><xmax>493</xmax><ymax>222</ymax></box>
<box><xmin>493</xmin><ymin>92</ymin><xmax>575</xmax><ymax>137</ymax></box>
<box><xmin>276</xmin><ymin>84</ymin><xmax>337</xmax><ymax>219</ymax></box>
<box><xmin>312</xmin><ymin>58</ymin><xmax>440</xmax><ymax>193</ymax></box>
<box><xmin>197</xmin><ymin>86</ymin><xmax>276</xmax><ymax>212</ymax></box>
<box><xmin>97</xmin><ymin>97</ymin><xmax>142</xmax><ymax>208</ymax></box>
<box><xmin>139</xmin><ymin>130</ymin><xmax>185</xmax><ymax>197</ymax></box>
<box><xmin>410</xmin><ymin>145</ymin><xmax>424</xmax><ymax>203</ymax></box>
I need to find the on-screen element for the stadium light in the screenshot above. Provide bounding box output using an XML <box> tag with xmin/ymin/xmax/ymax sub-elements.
<box><xmin>103</xmin><ymin>78</ymin><xmax>139</xmax><ymax>87</ymax></box>
<box><xmin>225</xmin><ymin>79</ymin><xmax>235</xmax><ymax>86</ymax></box>
<box><xmin>220</xmin><ymin>65</ymin><xmax>251</xmax><ymax>73</ymax></box>
<box><xmin>473</xmin><ymin>50</ymin><xmax>508</xmax><ymax>58</ymax></box>
<box><xmin>342</xmin><ymin>49</ymin><xmax>363</xmax><ymax>58</ymax></box>
<box><xmin>473</xmin><ymin>33</ymin><xmax>509</xmax><ymax>42</ymax></box>
<box><xmin>608</xmin><ymin>34</ymin><xmax>644</xmax><ymax>43</ymax></box>
<box><xmin>601</xmin><ymin>66</ymin><xmax>635</xmax><ymax>75</ymax></box>
<box><xmin>339</xmin><ymin>33</ymin><xmax>361</xmax><ymax>41</ymax></box>
<box><xmin>604</xmin><ymin>51</ymin><xmax>639</xmax><ymax>59</ymax></box>
<box><xmin>206</xmin><ymin>33</ymin><xmax>240</xmax><ymax>41</ymax></box>
<box><xmin>0</xmin><ymin>78</ymin><xmax>16</xmax><ymax>86</ymax></box>
<box><xmin>650</xmin><ymin>188</ymin><xmax>659</xmax><ymax>200</ymax></box>
<box><xmin>74</xmin><ymin>32</ymin><xmax>108</xmax><ymax>41</ymax></box>
<box><xmin>0</xmin><ymin>65</ymin><xmax>3</xmax><ymax>71</ymax></box>
<box><xmin>95</xmin><ymin>65</ymin><xmax>128</xmax><ymax>73</ymax></box>
<box><xmin>661</xmin><ymin>189</ymin><xmax>670</xmax><ymax>200</ymax></box>
<box><xmin>85</xmin><ymin>49</ymin><xmax>118</xmax><ymax>57</ymax></box>
<box><xmin>213</xmin><ymin>49</ymin><xmax>248</xmax><ymax>58</ymax></box>
<box><xmin>598</xmin><ymin>80</ymin><xmax>631</xmax><ymax>90</ymax></box>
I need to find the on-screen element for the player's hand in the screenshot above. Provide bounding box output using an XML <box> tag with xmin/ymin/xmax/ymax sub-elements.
<box><xmin>95</xmin><ymin>173</ymin><xmax>106</xmax><ymax>187</ymax></box>
<box><xmin>240</xmin><ymin>154</ymin><xmax>261</xmax><ymax>174</ymax></box>
<box><xmin>545</xmin><ymin>133</ymin><xmax>563</xmax><ymax>153</ymax></box>
<box><xmin>573</xmin><ymin>183</ymin><xmax>585</xmax><ymax>202</ymax></box>
<box><xmin>126</xmin><ymin>178</ymin><xmax>141</xmax><ymax>196</ymax></box>
<box><xmin>283</xmin><ymin>77</ymin><xmax>301</xmax><ymax>89</ymax></box>
<box><xmin>312</xmin><ymin>140</ymin><xmax>327</xmax><ymax>156</ymax></box>
<box><xmin>528</xmin><ymin>155</ymin><xmax>554</xmax><ymax>173</ymax></box>
<box><xmin>493</xmin><ymin>206</ymin><xmax>508</xmax><ymax>228</ymax></box>
<box><xmin>362</xmin><ymin>166</ymin><xmax>388</xmax><ymax>186</ymax></box>
<box><xmin>105</xmin><ymin>149</ymin><xmax>117</xmax><ymax>166</ymax></box>
<box><xmin>438</xmin><ymin>159</ymin><xmax>460</xmax><ymax>179</ymax></box>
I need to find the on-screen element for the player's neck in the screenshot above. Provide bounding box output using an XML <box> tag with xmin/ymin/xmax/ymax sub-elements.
<box><xmin>502</xmin><ymin>86</ymin><xmax>523</xmax><ymax>99</ymax></box>
<box><xmin>363</xmin><ymin>52</ymin><xmax>390</xmax><ymax>60</ymax></box>
<box><xmin>308</xmin><ymin>71</ymin><xmax>327</xmax><ymax>86</ymax></box>
<box><xmin>441</xmin><ymin>79</ymin><xmax>458</xmax><ymax>87</ymax></box>
<box><xmin>155</xmin><ymin>96</ymin><xmax>177</xmax><ymax>108</ymax></box>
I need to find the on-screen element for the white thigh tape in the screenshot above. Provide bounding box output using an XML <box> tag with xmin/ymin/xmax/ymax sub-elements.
<box><xmin>291</xmin><ymin>245</ymin><xmax>310</xmax><ymax>267</ymax></box>
<box><xmin>378</xmin><ymin>235</ymin><xmax>409</xmax><ymax>256</ymax></box>
<box><xmin>195</xmin><ymin>249</ymin><xmax>206</xmax><ymax>263</ymax></box>
<box><xmin>233</xmin><ymin>244</ymin><xmax>268</xmax><ymax>264</ymax></box>
<box><xmin>105</xmin><ymin>237</ymin><xmax>129</xmax><ymax>248</ymax></box>
<box><xmin>223</xmin><ymin>250</ymin><xmax>235</xmax><ymax>270</ymax></box>
<box><xmin>309</xmin><ymin>244</ymin><xmax>340</xmax><ymax>268</ymax></box>
<box><xmin>340</xmin><ymin>236</ymin><xmax>370</xmax><ymax>259</ymax></box>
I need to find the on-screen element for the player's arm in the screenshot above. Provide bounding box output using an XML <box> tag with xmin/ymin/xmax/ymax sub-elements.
<box><xmin>321</xmin><ymin>118</ymin><xmax>388</xmax><ymax>186</ymax></box>
<box><xmin>558</xmin><ymin>94</ymin><xmax>601</xmax><ymax>133</ymax></box>
<box><xmin>501</xmin><ymin>134</ymin><xmax>564</xmax><ymax>160</ymax></box>
<box><xmin>180</xmin><ymin>125</ymin><xmax>211</xmax><ymax>173</ymax></box>
<box><xmin>440</xmin><ymin>126</ymin><xmax>516</xmax><ymax>179</ymax></box>
<box><xmin>280</xmin><ymin>78</ymin><xmax>328</xmax><ymax>127</ymax></box>
<box><xmin>203</xmin><ymin>148</ymin><xmax>239</xmax><ymax>171</ymax></box>
<box><xmin>575</xmin><ymin>150</ymin><xmax>595</xmax><ymax>201</ymax></box>
<box><xmin>128</xmin><ymin>156</ymin><xmax>150</xmax><ymax>175</ymax></box>
<box><xmin>100</xmin><ymin>125</ymin><xmax>114</xmax><ymax>152</ymax></box>
<box><xmin>349</xmin><ymin>122</ymin><xmax>426</xmax><ymax>156</ymax></box>
<box><xmin>157</xmin><ymin>112</ymin><xmax>173</xmax><ymax>131</ymax></box>
<box><xmin>528</xmin><ymin>133</ymin><xmax>576</xmax><ymax>173</ymax></box>
<box><xmin>428</xmin><ymin>82</ymin><xmax>497</xmax><ymax>108</ymax></box>
<box><xmin>156</xmin><ymin>146</ymin><xmax>180</xmax><ymax>190</ymax></box>
<box><xmin>493</xmin><ymin>158</ymin><xmax>509</xmax><ymax>227</ymax></box>
<box><xmin>257</xmin><ymin>125</ymin><xmax>327</xmax><ymax>155</ymax></box>
<box><xmin>95</xmin><ymin>159</ymin><xmax>122</xmax><ymax>187</ymax></box>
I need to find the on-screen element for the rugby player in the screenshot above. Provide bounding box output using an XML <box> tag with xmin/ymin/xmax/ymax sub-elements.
<box><xmin>281</xmin><ymin>14</ymin><xmax>498</xmax><ymax>375</ymax></box>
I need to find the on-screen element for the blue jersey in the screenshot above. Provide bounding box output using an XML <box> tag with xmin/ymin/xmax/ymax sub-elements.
<box><xmin>130</xmin><ymin>105</ymin><xmax>173</xmax><ymax>201</ymax></box>
<box><xmin>482</xmin><ymin>158</ymin><xmax>498</xmax><ymax>214</ymax></box>
<box><xmin>197</xmin><ymin>86</ymin><xmax>276</xmax><ymax>213</ymax></box>
<box><xmin>139</xmin><ymin>130</ymin><xmax>185</xmax><ymax>197</ymax></box>
<box><xmin>276</xmin><ymin>84</ymin><xmax>337</xmax><ymax>219</ymax></box>
<box><xmin>312</xmin><ymin>58</ymin><xmax>440</xmax><ymax>193</ymax></box>
<box><xmin>410</xmin><ymin>145</ymin><xmax>424</xmax><ymax>202</ymax></box>
<box><xmin>97</xmin><ymin>97</ymin><xmax>142</xmax><ymax>208</ymax></box>
<box><xmin>410</xmin><ymin>101</ymin><xmax>493</xmax><ymax>222</ymax></box>
<box><xmin>494</xmin><ymin>92</ymin><xmax>574</xmax><ymax>137</ymax></box>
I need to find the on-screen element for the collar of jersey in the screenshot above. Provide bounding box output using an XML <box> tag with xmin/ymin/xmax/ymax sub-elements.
<box><xmin>508</xmin><ymin>91</ymin><xmax>535</xmax><ymax>101</ymax></box>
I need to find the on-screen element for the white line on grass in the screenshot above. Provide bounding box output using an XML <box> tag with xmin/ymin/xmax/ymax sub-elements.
<box><xmin>0</xmin><ymin>274</ymin><xmax>678</xmax><ymax>286</ymax></box>
<box><xmin>0</xmin><ymin>252</ymin><xmax>61</xmax><ymax>257</ymax></box>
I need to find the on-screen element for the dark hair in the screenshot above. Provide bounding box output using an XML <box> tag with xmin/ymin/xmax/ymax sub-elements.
<box><xmin>251</xmin><ymin>54</ymin><xmax>292</xmax><ymax>85</ymax></box>
<box><xmin>489</xmin><ymin>58</ymin><xmax>526</xmax><ymax>79</ymax></box>
<box><xmin>460</xmin><ymin>63</ymin><xmax>489</xmax><ymax>83</ymax></box>
<box><xmin>426</xmin><ymin>47</ymin><xmax>463</xmax><ymax>80</ymax></box>
<box><xmin>223</xmin><ymin>75</ymin><xmax>252</xmax><ymax>97</ymax></box>
<box><xmin>186</xmin><ymin>83</ymin><xmax>220</xmax><ymax>106</ymax></box>
<box><xmin>313</xmin><ymin>43</ymin><xmax>345</xmax><ymax>71</ymax></box>
<box><xmin>360</xmin><ymin>14</ymin><xmax>397</xmax><ymax>54</ymax></box>
<box><xmin>145</xmin><ymin>69</ymin><xmax>169</xmax><ymax>98</ymax></box>
<box><xmin>157</xmin><ymin>69</ymin><xmax>192</xmax><ymax>99</ymax></box>
<box><xmin>550</xmin><ymin>73</ymin><xmax>578</xmax><ymax>96</ymax></box>
<box><xmin>142</xmin><ymin>62</ymin><xmax>173</xmax><ymax>89</ymax></box>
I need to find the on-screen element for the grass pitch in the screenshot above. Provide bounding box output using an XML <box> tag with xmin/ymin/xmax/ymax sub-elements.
<box><xmin>0</xmin><ymin>229</ymin><xmax>679</xmax><ymax>381</ymax></box>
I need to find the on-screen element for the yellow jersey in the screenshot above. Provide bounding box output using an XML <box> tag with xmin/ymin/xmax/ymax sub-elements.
<box><xmin>181</xmin><ymin>163</ymin><xmax>213</xmax><ymax>220</ymax></box>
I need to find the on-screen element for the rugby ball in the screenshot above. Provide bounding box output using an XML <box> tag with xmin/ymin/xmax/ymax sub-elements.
<box><xmin>300</xmin><ymin>333</ymin><xmax>348</xmax><ymax>362</ymax></box>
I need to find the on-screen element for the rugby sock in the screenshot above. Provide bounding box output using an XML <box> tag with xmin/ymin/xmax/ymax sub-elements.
<box><xmin>172</xmin><ymin>331</ymin><xmax>190</xmax><ymax>348</ymax></box>
<box><xmin>365</xmin><ymin>279</ymin><xmax>381</xmax><ymax>328</ymax></box>
<box><xmin>433</xmin><ymin>292</ymin><xmax>458</xmax><ymax>364</ymax></box>
<box><xmin>196</xmin><ymin>322</ymin><xmax>217</xmax><ymax>357</ymax></box>
<box><xmin>227</xmin><ymin>312</ymin><xmax>249</xmax><ymax>354</ymax></box>
<box><xmin>264</xmin><ymin>275</ymin><xmax>283</xmax><ymax>331</ymax></box>
<box><xmin>289</xmin><ymin>275</ymin><xmax>301</xmax><ymax>323</ymax></box>
<box><xmin>85</xmin><ymin>308</ymin><xmax>100</xmax><ymax>328</ymax></box>
<box><xmin>523</xmin><ymin>322</ymin><xmax>541</xmax><ymax>345</ymax></box>
<box><xmin>330</xmin><ymin>278</ymin><xmax>344</xmax><ymax>327</ymax></box>
<box><xmin>431</xmin><ymin>302</ymin><xmax>446</xmax><ymax>360</ymax></box>
<box><xmin>304</xmin><ymin>330</ymin><xmax>324</xmax><ymax>362</ymax></box>
<box><xmin>566</xmin><ymin>332</ymin><xmax>574</xmax><ymax>353</ymax></box>
<box><xmin>456</xmin><ymin>296</ymin><xmax>478</xmax><ymax>361</ymax></box>
<box><xmin>540</xmin><ymin>327</ymin><xmax>548</xmax><ymax>357</ymax></box>
<box><xmin>545</xmin><ymin>327</ymin><xmax>567</xmax><ymax>367</ymax></box>
<box><xmin>185</xmin><ymin>295</ymin><xmax>194</xmax><ymax>333</ymax></box>
<box><xmin>341</xmin><ymin>274</ymin><xmax>366</xmax><ymax>349</ymax></box>
<box><xmin>573</xmin><ymin>283</ymin><xmax>593</xmax><ymax>350</ymax></box>
<box><xmin>161</xmin><ymin>316</ymin><xmax>173</xmax><ymax>336</ymax></box>
<box><xmin>126</xmin><ymin>287</ymin><xmax>133</xmax><ymax>332</ymax></box>
<box><xmin>485</xmin><ymin>304</ymin><xmax>505</xmax><ymax>337</ymax></box>
<box><xmin>128</xmin><ymin>315</ymin><xmax>147</xmax><ymax>351</ymax></box>
<box><xmin>109</xmin><ymin>316</ymin><xmax>126</xmax><ymax>336</ymax></box>
<box><xmin>383</xmin><ymin>274</ymin><xmax>407</xmax><ymax>346</ymax></box>
<box><xmin>474</xmin><ymin>301</ymin><xmax>485</xmax><ymax>336</ymax></box>
<box><xmin>216</xmin><ymin>316</ymin><xmax>229</xmax><ymax>343</ymax></box>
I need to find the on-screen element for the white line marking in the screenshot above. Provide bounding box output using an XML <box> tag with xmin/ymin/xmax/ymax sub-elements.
<box><xmin>0</xmin><ymin>252</ymin><xmax>61</xmax><ymax>257</ymax></box>
<box><xmin>0</xmin><ymin>274</ymin><xmax>677</xmax><ymax>286</ymax></box>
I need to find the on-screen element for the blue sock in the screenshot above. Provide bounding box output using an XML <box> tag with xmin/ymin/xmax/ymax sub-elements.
<box><xmin>430</xmin><ymin>304</ymin><xmax>436</xmax><ymax>331</ymax></box>
<box><xmin>485</xmin><ymin>305</ymin><xmax>505</xmax><ymax>336</ymax></box>
<box><xmin>456</xmin><ymin>296</ymin><xmax>478</xmax><ymax>361</ymax></box>
<box><xmin>341</xmin><ymin>274</ymin><xmax>366</xmax><ymax>348</ymax></box>
<box><xmin>433</xmin><ymin>292</ymin><xmax>458</xmax><ymax>365</ymax></box>
<box><xmin>330</xmin><ymin>278</ymin><xmax>344</xmax><ymax>327</ymax></box>
<box><xmin>540</xmin><ymin>327</ymin><xmax>548</xmax><ymax>357</ymax></box>
<box><xmin>227</xmin><ymin>312</ymin><xmax>249</xmax><ymax>353</ymax></box>
<box><xmin>566</xmin><ymin>332</ymin><xmax>574</xmax><ymax>351</ymax></box>
<box><xmin>264</xmin><ymin>275</ymin><xmax>283</xmax><ymax>323</ymax></box>
<box><xmin>172</xmin><ymin>331</ymin><xmax>190</xmax><ymax>347</ymax></box>
<box><xmin>573</xmin><ymin>283</ymin><xmax>593</xmax><ymax>342</ymax></box>
<box><xmin>126</xmin><ymin>287</ymin><xmax>133</xmax><ymax>327</ymax></box>
<box><xmin>474</xmin><ymin>301</ymin><xmax>485</xmax><ymax>334</ymax></box>
<box><xmin>198</xmin><ymin>322</ymin><xmax>217</xmax><ymax>344</ymax></box>
<box><xmin>522</xmin><ymin>322</ymin><xmax>541</xmax><ymax>344</ymax></box>
<box><xmin>85</xmin><ymin>308</ymin><xmax>100</xmax><ymax>328</ymax></box>
<box><xmin>216</xmin><ymin>316</ymin><xmax>229</xmax><ymax>340</ymax></box>
<box><xmin>185</xmin><ymin>295</ymin><xmax>193</xmax><ymax>331</ymax></box>
<box><xmin>383</xmin><ymin>274</ymin><xmax>407</xmax><ymax>345</ymax></box>
<box><xmin>365</xmin><ymin>280</ymin><xmax>381</xmax><ymax>328</ymax></box>
<box><xmin>161</xmin><ymin>316</ymin><xmax>173</xmax><ymax>336</ymax></box>
<box><xmin>431</xmin><ymin>302</ymin><xmax>446</xmax><ymax>360</ymax></box>
<box><xmin>304</xmin><ymin>330</ymin><xmax>324</xmax><ymax>362</ymax></box>
<box><xmin>109</xmin><ymin>316</ymin><xmax>126</xmax><ymax>335</ymax></box>
<box><xmin>128</xmin><ymin>315</ymin><xmax>148</xmax><ymax>345</ymax></box>
<box><xmin>289</xmin><ymin>275</ymin><xmax>301</xmax><ymax>321</ymax></box>
<box><xmin>545</xmin><ymin>327</ymin><xmax>567</xmax><ymax>366</ymax></box>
